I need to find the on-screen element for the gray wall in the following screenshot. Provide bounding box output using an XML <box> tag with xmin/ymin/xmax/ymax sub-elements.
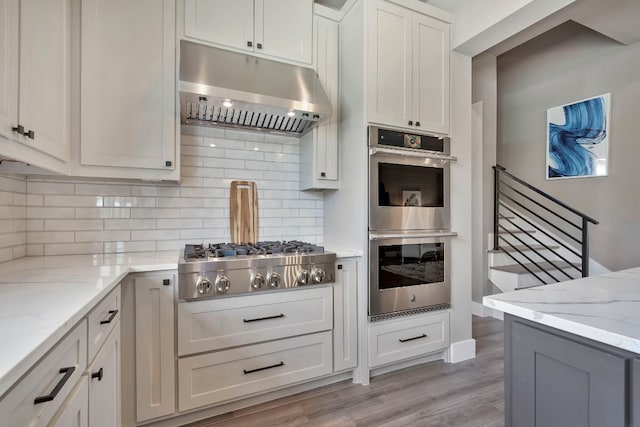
<box><xmin>497</xmin><ymin>21</ymin><xmax>640</xmax><ymax>271</ymax></box>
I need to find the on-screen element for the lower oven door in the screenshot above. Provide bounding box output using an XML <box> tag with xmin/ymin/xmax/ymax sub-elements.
<box><xmin>369</xmin><ymin>233</ymin><xmax>452</xmax><ymax>317</ymax></box>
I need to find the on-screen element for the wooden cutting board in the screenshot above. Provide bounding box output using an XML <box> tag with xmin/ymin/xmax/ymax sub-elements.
<box><xmin>230</xmin><ymin>180</ymin><xmax>259</xmax><ymax>244</ymax></box>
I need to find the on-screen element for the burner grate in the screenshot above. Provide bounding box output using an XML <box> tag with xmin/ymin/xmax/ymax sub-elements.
<box><xmin>183</xmin><ymin>241</ymin><xmax>324</xmax><ymax>260</ymax></box>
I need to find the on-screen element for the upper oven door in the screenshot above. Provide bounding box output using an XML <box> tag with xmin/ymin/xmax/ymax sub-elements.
<box><xmin>369</xmin><ymin>150</ymin><xmax>450</xmax><ymax>232</ymax></box>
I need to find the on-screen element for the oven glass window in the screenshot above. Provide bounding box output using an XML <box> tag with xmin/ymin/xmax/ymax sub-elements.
<box><xmin>378</xmin><ymin>243</ymin><xmax>445</xmax><ymax>289</ymax></box>
<box><xmin>378</xmin><ymin>163</ymin><xmax>443</xmax><ymax>207</ymax></box>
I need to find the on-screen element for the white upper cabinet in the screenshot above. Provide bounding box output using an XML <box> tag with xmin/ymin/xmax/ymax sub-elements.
<box><xmin>184</xmin><ymin>0</ymin><xmax>313</xmax><ymax>65</ymax></box>
<box><xmin>0</xmin><ymin>0</ymin><xmax>70</xmax><ymax>173</ymax></box>
<box><xmin>301</xmin><ymin>15</ymin><xmax>339</xmax><ymax>191</ymax></box>
<box><xmin>78</xmin><ymin>0</ymin><xmax>178</xmax><ymax>179</ymax></box>
<box><xmin>368</xmin><ymin>0</ymin><xmax>450</xmax><ymax>135</ymax></box>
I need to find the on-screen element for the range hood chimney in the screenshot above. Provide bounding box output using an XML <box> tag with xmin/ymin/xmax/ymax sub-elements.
<box><xmin>179</xmin><ymin>40</ymin><xmax>332</xmax><ymax>137</ymax></box>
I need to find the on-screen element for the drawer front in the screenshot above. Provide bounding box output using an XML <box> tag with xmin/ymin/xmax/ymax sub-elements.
<box><xmin>0</xmin><ymin>319</ymin><xmax>87</xmax><ymax>427</ymax></box>
<box><xmin>178</xmin><ymin>287</ymin><xmax>333</xmax><ymax>355</ymax></box>
<box><xmin>368</xmin><ymin>311</ymin><xmax>449</xmax><ymax>368</ymax></box>
<box><xmin>87</xmin><ymin>284</ymin><xmax>121</xmax><ymax>363</ymax></box>
<box><xmin>178</xmin><ymin>331</ymin><xmax>333</xmax><ymax>411</ymax></box>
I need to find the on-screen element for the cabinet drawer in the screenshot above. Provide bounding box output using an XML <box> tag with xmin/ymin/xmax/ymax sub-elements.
<box><xmin>178</xmin><ymin>287</ymin><xmax>333</xmax><ymax>355</ymax></box>
<box><xmin>368</xmin><ymin>311</ymin><xmax>449</xmax><ymax>368</ymax></box>
<box><xmin>178</xmin><ymin>331</ymin><xmax>333</xmax><ymax>411</ymax></box>
<box><xmin>87</xmin><ymin>284</ymin><xmax>121</xmax><ymax>363</ymax></box>
<box><xmin>0</xmin><ymin>320</ymin><xmax>87</xmax><ymax>427</ymax></box>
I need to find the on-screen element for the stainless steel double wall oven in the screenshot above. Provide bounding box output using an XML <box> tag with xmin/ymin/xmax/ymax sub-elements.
<box><xmin>368</xmin><ymin>126</ymin><xmax>455</xmax><ymax>317</ymax></box>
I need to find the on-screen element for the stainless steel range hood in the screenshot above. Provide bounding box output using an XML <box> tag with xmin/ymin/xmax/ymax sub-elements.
<box><xmin>179</xmin><ymin>40</ymin><xmax>332</xmax><ymax>137</ymax></box>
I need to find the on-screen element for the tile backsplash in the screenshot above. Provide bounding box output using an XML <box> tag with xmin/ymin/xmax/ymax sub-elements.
<box><xmin>11</xmin><ymin>127</ymin><xmax>323</xmax><ymax>258</ymax></box>
<box><xmin>0</xmin><ymin>174</ymin><xmax>27</xmax><ymax>263</ymax></box>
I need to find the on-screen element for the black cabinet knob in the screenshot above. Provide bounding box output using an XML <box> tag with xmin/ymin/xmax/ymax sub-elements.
<box><xmin>91</xmin><ymin>367</ymin><xmax>104</xmax><ymax>381</ymax></box>
<box><xmin>257</xmin><ymin>43</ymin><xmax>263</xmax><ymax>49</ymax></box>
<box><xmin>24</xmin><ymin>130</ymin><xmax>35</xmax><ymax>139</ymax></box>
<box><xmin>415</xmin><ymin>121</ymin><xmax>421</xmax><ymax>127</ymax></box>
<box><xmin>408</xmin><ymin>120</ymin><xmax>413</xmax><ymax>126</ymax></box>
<box><xmin>320</xmin><ymin>172</ymin><xmax>326</xmax><ymax>177</ymax></box>
<box><xmin>163</xmin><ymin>279</ymin><xmax>170</xmax><ymax>286</ymax></box>
<box><xmin>247</xmin><ymin>41</ymin><xmax>253</xmax><ymax>47</ymax></box>
<box><xmin>12</xmin><ymin>125</ymin><xmax>24</xmax><ymax>134</ymax></box>
<box><xmin>165</xmin><ymin>160</ymin><xmax>172</xmax><ymax>167</ymax></box>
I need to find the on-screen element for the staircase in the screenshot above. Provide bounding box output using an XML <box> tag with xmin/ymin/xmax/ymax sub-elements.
<box><xmin>488</xmin><ymin>165</ymin><xmax>599</xmax><ymax>293</ymax></box>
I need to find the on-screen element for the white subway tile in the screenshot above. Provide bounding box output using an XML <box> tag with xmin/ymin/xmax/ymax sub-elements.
<box><xmin>262</xmin><ymin>208</ymin><xmax>298</xmax><ymax>218</ymax></box>
<box><xmin>12</xmin><ymin>245</ymin><xmax>26</xmax><ymax>258</ymax></box>
<box><xmin>202</xmin><ymin>199</ymin><xmax>228</xmax><ymax>208</ymax></box>
<box><xmin>45</xmin><ymin>219</ymin><xmax>103</xmax><ymax>231</ymax></box>
<box><xmin>180</xmin><ymin>177</ymin><xmax>204</xmax><ymax>187</ymax></box>
<box><xmin>300</xmin><ymin>226</ymin><xmax>323</xmax><ymax>235</ymax></box>
<box><xmin>103</xmin><ymin>241</ymin><xmax>156</xmax><ymax>253</ymax></box>
<box><xmin>45</xmin><ymin>195</ymin><xmax>104</xmax><ymax>207</ymax></box>
<box><xmin>75</xmin><ymin>230</ymin><xmax>130</xmax><ymax>242</ymax></box>
<box><xmin>0</xmin><ymin>248</ymin><xmax>12</xmax><ymax>263</ymax></box>
<box><xmin>261</xmin><ymin>180</ymin><xmax>299</xmax><ymax>191</ymax></box>
<box><xmin>26</xmin><ymin>207</ymin><xmax>74</xmax><ymax>219</ymax></box>
<box><xmin>225</xmin><ymin>129</ymin><xmax>265</xmax><ymax>142</ymax></box>
<box><xmin>157</xmin><ymin>197</ymin><xmax>204</xmax><ymax>208</ymax></box>
<box><xmin>179</xmin><ymin>208</ymin><xmax>223</xmax><ymax>218</ymax></box>
<box><xmin>259</xmin><ymin>199</ymin><xmax>282</xmax><ymax>209</ymax></box>
<box><xmin>181</xmin><ymin>156</ymin><xmax>204</xmax><ymax>167</ymax></box>
<box><xmin>286</xmin><ymin>217</ymin><xmax>316</xmax><ymax>226</ymax></box>
<box><xmin>44</xmin><ymin>242</ymin><xmax>103</xmax><ymax>256</ymax></box>
<box><xmin>0</xmin><ymin>175</ymin><xmax>26</xmax><ymax>193</ymax></box>
<box><xmin>182</xmin><ymin>145</ymin><xmax>225</xmax><ymax>158</ymax></box>
<box><xmin>75</xmin><ymin>208</ymin><xmax>130</xmax><ymax>219</ymax></box>
<box><xmin>181</xmin><ymin>125</ymin><xmax>225</xmax><ymax>138</ymax></box>
<box><xmin>156</xmin><ymin>240</ymin><xmax>187</xmax><ymax>251</ymax></box>
<box><xmin>27</xmin><ymin>181</ymin><xmax>74</xmax><ymax>195</ymax></box>
<box><xmin>157</xmin><ymin>219</ymin><xmax>203</xmax><ymax>229</ymax></box>
<box><xmin>103</xmin><ymin>197</ymin><xmax>156</xmax><ymax>208</ymax></box>
<box><xmin>244</xmin><ymin>141</ymin><xmax>283</xmax><ymax>153</ymax></box>
<box><xmin>13</xmin><ymin>193</ymin><xmax>26</xmax><ymax>206</ymax></box>
<box><xmin>27</xmin><ymin>244</ymin><xmax>44</xmax><ymax>256</ymax></box>
<box><xmin>264</xmin><ymin>152</ymin><xmax>299</xmax><ymax>163</ymax></box>
<box><xmin>0</xmin><ymin>232</ymin><xmax>25</xmax><ymax>248</ymax></box>
<box><xmin>283</xmin><ymin>200</ymin><xmax>315</xmax><ymax>209</ymax></box>
<box><xmin>75</xmin><ymin>183</ymin><xmax>131</xmax><ymax>196</ymax></box>
<box><xmin>180</xmin><ymin>187</ymin><xmax>225</xmax><ymax>198</ymax></box>
<box><xmin>202</xmin><ymin>218</ymin><xmax>228</xmax><ymax>228</ymax></box>
<box><xmin>259</xmin><ymin>218</ymin><xmax>283</xmax><ymax>227</ymax></box>
<box><xmin>131</xmin><ymin>229</ymin><xmax>180</xmax><ymax>241</ymax></box>
<box><xmin>27</xmin><ymin>194</ymin><xmax>43</xmax><ymax>206</ymax></box>
<box><xmin>0</xmin><ymin>220</ymin><xmax>11</xmax><ymax>233</ymax></box>
<box><xmin>131</xmin><ymin>208</ymin><xmax>180</xmax><ymax>219</ymax></box>
<box><xmin>203</xmin><ymin>136</ymin><xmax>245</xmax><ymax>149</ymax></box>
<box><xmin>130</xmin><ymin>185</ymin><xmax>180</xmax><ymax>197</ymax></box>
<box><xmin>0</xmin><ymin>191</ymin><xmax>13</xmax><ymax>205</ymax></box>
<box><xmin>201</xmin><ymin>178</ymin><xmax>233</xmax><ymax>189</ymax></box>
<box><xmin>0</xmin><ymin>206</ymin><xmax>26</xmax><ymax>219</ymax></box>
<box><xmin>26</xmin><ymin>219</ymin><xmax>44</xmax><ymax>231</ymax></box>
<box><xmin>180</xmin><ymin>228</ymin><xmax>225</xmax><ymax>239</ymax></box>
<box><xmin>181</xmin><ymin>166</ymin><xmax>225</xmax><ymax>178</ymax></box>
<box><xmin>224</xmin><ymin>169</ymin><xmax>264</xmax><ymax>180</ymax></box>
<box><xmin>27</xmin><ymin>231</ymin><xmax>75</xmax><ymax>244</ymax></box>
<box><xmin>104</xmin><ymin>219</ymin><xmax>156</xmax><ymax>230</ymax></box>
<box><xmin>282</xmin><ymin>144</ymin><xmax>300</xmax><ymax>155</ymax></box>
<box><xmin>203</xmin><ymin>157</ymin><xmax>244</xmax><ymax>169</ymax></box>
<box><xmin>298</xmin><ymin>209</ymin><xmax>323</xmax><ymax>218</ymax></box>
<box><xmin>225</xmin><ymin>149</ymin><xmax>264</xmax><ymax>160</ymax></box>
<box><xmin>262</xmin><ymin>190</ymin><xmax>299</xmax><ymax>200</ymax></box>
<box><xmin>13</xmin><ymin>219</ymin><xmax>26</xmax><ymax>232</ymax></box>
<box><xmin>181</xmin><ymin>135</ymin><xmax>203</xmax><ymax>146</ymax></box>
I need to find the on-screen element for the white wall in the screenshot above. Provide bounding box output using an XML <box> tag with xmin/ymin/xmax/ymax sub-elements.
<box><xmin>497</xmin><ymin>21</ymin><xmax>640</xmax><ymax>271</ymax></box>
<box><xmin>0</xmin><ymin>127</ymin><xmax>324</xmax><ymax>258</ymax></box>
<box><xmin>0</xmin><ymin>174</ymin><xmax>27</xmax><ymax>262</ymax></box>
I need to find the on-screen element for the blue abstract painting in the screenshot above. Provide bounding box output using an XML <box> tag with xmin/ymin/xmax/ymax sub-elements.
<box><xmin>546</xmin><ymin>93</ymin><xmax>610</xmax><ymax>179</ymax></box>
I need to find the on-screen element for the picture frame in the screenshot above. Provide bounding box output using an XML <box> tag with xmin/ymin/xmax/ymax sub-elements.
<box><xmin>546</xmin><ymin>93</ymin><xmax>610</xmax><ymax>179</ymax></box>
<box><xmin>402</xmin><ymin>191</ymin><xmax>421</xmax><ymax>207</ymax></box>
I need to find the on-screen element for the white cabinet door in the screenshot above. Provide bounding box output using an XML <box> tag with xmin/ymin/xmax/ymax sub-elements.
<box><xmin>413</xmin><ymin>14</ymin><xmax>450</xmax><ymax>135</ymax></box>
<box><xmin>334</xmin><ymin>259</ymin><xmax>358</xmax><ymax>371</ymax></box>
<box><xmin>19</xmin><ymin>0</ymin><xmax>70</xmax><ymax>161</ymax></box>
<box><xmin>49</xmin><ymin>377</ymin><xmax>89</xmax><ymax>427</ymax></box>
<box><xmin>88</xmin><ymin>325</ymin><xmax>120</xmax><ymax>427</ymax></box>
<box><xmin>301</xmin><ymin>16</ymin><xmax>339</xmax><ymax>191</ymax></box>
<box><xmin>0</xmin><ymin>0</ymin><xmax>18</xmax><ymax>141</ymax></box>
<box><xmin>182</xmin><ymin>0</ymin><xmax>312</xmax><ymax>65</ymax></box>
<box><xmin>184</xmin><ymin>0</ymin><xmax>253</xmax><ymax>52</ymax></box>
<box><xmin>367</xmin><ymin>0</ymin><xmax>413</xmax><ymax>129</ymax></box>
<box><xmin>80</xmin><ymin>0</ymin><xmax>176</xmax><ymax>171</ymax></box>
<box><xmin>255</xmin><ymin>0</ymin><xmax>312</xmax><ymax>64</ymax></box>
<box><xmin>135</xmin><ymin>275</ymin><xmax>175</xmax><ymax>422</ymax></box>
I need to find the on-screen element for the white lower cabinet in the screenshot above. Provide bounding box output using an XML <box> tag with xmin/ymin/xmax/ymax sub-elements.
<box><xmin>49</xmin><ymin>377</ymin><xmax>89</xmax><ymax>427</ymax></box>
<box><xmin>178</xmin><ymin>331</ymin><xmax>333</xmax><ymax>411</ymax></box>
<box><xmin>368</xmin><ymin>310</ymin><xmax>449</xmax><ymax>368</ymax></box>
<box><xmin>177</xmin><ymin>286</ymin><xmax>333</xmax><ymax>355</ymax></box>
<box><xmin>87</xmin><ymin>324</ymin><xmax>121</xmax><ymax>427</ymax></box>
<box><xmin>0</xmin><ymin>320</ymin><xmax>87</xmax><ymax>427</ymax></box>
<box><xmin>334</xmin><ymin>259</ymin><xmax>358</xmax><ymax>371</ymax></box>
<box><xmin>134</xmin><ymin>274</ymin><xmax>176</xmax><ymax>422</ymax></box>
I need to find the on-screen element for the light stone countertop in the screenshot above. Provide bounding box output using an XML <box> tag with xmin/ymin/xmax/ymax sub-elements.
<box><xmin>483</xmin><ymin>267</ymin><xmax>640</xmax><ymax>354</ymax></box>
<box><xmin>0</xmin><ymin>251</ymin><xmax>179</xmax><ymax>398</ymax></box>
<box><xmin>323</xmin><ymin>244</ymin><xmax>363</xmax><ymax>259</ymax></box>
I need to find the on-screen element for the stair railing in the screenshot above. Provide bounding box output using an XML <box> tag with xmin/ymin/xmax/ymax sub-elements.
<box><xmin>493</xmin><ymin>165</ymin><xmax>599</xmax><ymax>285</ymax></box>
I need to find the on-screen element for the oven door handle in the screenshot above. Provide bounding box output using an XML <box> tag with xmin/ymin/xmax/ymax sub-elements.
<box><xmin>369</xmin><ymin>231</ymin><xmax>458</xmax><ymax>240</ymax></box>
<box><xmin>369</xmin><ymin>146</ymin><xmax>457</xmax><ymax>161</ymax></box>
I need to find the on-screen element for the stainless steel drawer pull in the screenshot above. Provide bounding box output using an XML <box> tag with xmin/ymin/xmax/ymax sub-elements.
<box><xmin>243</xmin><ymin>313</ymin><xmax>285</xmax><ymax>323</ymax></box>
<box><xmin>399</xmin><ymin>333</ymin><xmax>428</xmax><ymax>343</ymax></box>
<box><xmin>243</xmin><ymin>361</ymin><xmax>284</xmax><ymax>375</ymax></box>
<box><xmin>100</xmin><ymin>310</ymin><xmax>118</xmax><ymax>325</ymax></box>
<box><xmin>34</xmin><ymin>366</ymin><xmax>76</xmax><ymax>404</ymax></box>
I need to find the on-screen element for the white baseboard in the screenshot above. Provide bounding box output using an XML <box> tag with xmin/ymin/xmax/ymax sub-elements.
<box><xmin>472</xmin><ymin>301</ymin><xmax>503</xmax><ymax>320</ymax></box>
<box><xmin>445</xmin><ymin>338</ymin><xmax>476</xmax><ymax>363</ymax></box>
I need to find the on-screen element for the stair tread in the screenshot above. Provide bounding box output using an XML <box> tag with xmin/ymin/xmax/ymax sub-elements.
<box><xmin>488</xmin><ymin>244</ymin><xmax>559</xmax><ymax>253</ymax></box>
<box><xmin>499</xmin><ymin>228</ymin><xmax>536</xmax><ymax>234</ymax></box>
<box><xmin>490</xmin><ymin>261</ymin><xmax>579</xmax><ymax>274</ymax></box>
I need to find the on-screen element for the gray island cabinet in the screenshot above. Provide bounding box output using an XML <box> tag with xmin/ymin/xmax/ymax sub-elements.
<box><xmin>504</xmin><ymin>314</ymin><xmax>639</xmax><ymax>427</ymax></box>
<box><xmin>483</xmin><ymin>267</ymin><xmax>640</xmax><ymax>427</ymax></box>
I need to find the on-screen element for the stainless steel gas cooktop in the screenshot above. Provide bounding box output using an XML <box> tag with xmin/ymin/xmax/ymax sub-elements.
<box><xmin>177</xmin><ymin>241</ymin><xmax>336</xmax><ymax>301</ymax></box>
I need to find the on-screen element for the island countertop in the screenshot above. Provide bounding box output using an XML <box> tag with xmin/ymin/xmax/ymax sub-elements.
<box><xmin>483</xmin><ymin>267</ymin><xmax>640</xmax><ymax>354</ymax></box>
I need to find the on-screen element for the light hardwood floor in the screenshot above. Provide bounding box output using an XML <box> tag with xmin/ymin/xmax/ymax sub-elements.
<box><xmin>185</xmin><ymin>316</ymin><xmax>504</xmax><ymax>427</ymax></box>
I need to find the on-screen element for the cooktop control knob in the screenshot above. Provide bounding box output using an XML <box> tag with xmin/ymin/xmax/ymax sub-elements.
<box><xmin>311</xmin><ymin>268</ymin><xmax>326</xmax><ymax>284</ymax></box>
<box><xmin>297</xmin><ymin>269</ymin><xmax>310</xmax><ymax>285</ymax></box>
<box><xmin>196</xmin><ymin>277</ymin><xmax>212</xmax><ymax>295</ymax></box>
<box><xmin>215</xmin><ymin>275</ymin><xmax>231</xmax><ymax>293</ymax></box>
<box><xmin>267</xmin><ymin>272</ymin><xmax>281</xmax><ymax>288</ymax></box>
<box><xmin>251</xmin><ymin>273</ymin><xmax>265</xmax><ymax>290</ymax></box>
